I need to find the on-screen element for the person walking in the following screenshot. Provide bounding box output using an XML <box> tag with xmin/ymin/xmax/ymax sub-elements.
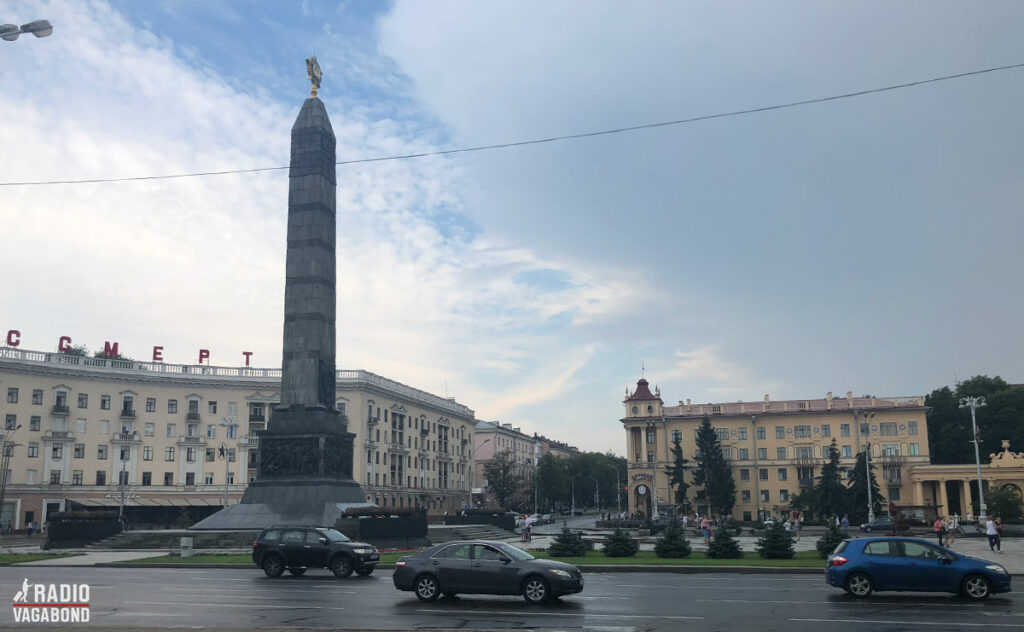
<box><xmin>995</xmin><ymin>516</ymin><xmax>1004</xmax><ymax>552</ymax></box>
<box><xmin>986</xmin><ymin>517</ymin><xmax>1001</xmax><ymax>552</ymax></box>
<box><xmin>840</xmin><ymin>514</ymin><xmax>850</xmax><ymax>536</ymax></box>
<box><xmin>933</xmin><ymin>517</ymin><xmax>946</xmax><ymax>547</ymax></box>
<box><xmin>700</xmin><ymin>516</ymin><xmax>711</xmax><ymax>545</ymax></box>
<box><xmin>944</xmin><ymin>517</ymin><xmax>957</xmax><ymax>548</ymax></box>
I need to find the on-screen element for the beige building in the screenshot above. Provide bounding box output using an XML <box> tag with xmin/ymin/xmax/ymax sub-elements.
<box><xmin>473</xmin><ymin>421</ymin><xmax>541</xmax><ymax>500</ymax></box>
<box><xmin>0</xmin><ymin>347</ymin><xmax>475</xmax><ymax>528</ymax></box>
<box><xmin>622</xmin><ymin>378</ymin><xmax>931</xmax><ymax>521</ymax></box>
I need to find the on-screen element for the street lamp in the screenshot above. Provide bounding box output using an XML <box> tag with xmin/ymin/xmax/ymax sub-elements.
<box><xmin>857</xmin><ymin>411</ymin><xmax>877</xmax><ymax>523</ymax></box>
<box><xmin>0</xmin><ymin>20</ymin><xmax>53</xmax><ymax>41</ymax></box>
<box><xmin>219</xmin><ymin>417</ymin><xmax>239</xmax><ymax>508</ymax></box>
<box><xmin>471</xmin><ymin>437</ymin><xmax>491</xmax><ymax>508</ymax></box>
<box><xmin>960</xmin><ymin>396</ymin><xmax>988</xmax><ymax>522</ymax></box>
<box><xmin>0</xmin><ymin>425</ymin><xmax>23</xmax><ymax>529</ymax></box>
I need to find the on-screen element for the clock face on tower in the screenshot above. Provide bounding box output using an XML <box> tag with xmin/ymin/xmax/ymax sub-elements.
<box><xmin>632</xmin><ymin>406</ymin><xmax>638</xmax><ymax>414</ymax></box>
<box><xmin>637</xmin><ymin>485</ymin><xmax>648</xmax><ymax>495</ymax></box>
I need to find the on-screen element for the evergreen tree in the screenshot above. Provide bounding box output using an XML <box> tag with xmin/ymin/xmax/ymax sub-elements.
<box><xmin>815</xmin><ymin>439</ymin><xmax>845</xmax><ymax>520</ymax></box>
<box><xmin>482</xmin><ymin>450</ymin><xmax>525</xmax><ymax>509</ymax></box>
<box><xmin>706</xmin><ymin>526</ymin><xmax>742</xmax><ymax>559</ymax></box>
<box><xmin>755</xmin><ymin>521</ymin><xmax>795</xmax><ymax>559</ymax></box>
<box><xmin>547</xmin><ymin>528</ymin><xmax>587</xmax><ymax>557</ymax></box>
<box><xmin>815</xmin><ymin>522</ymin><xmax>846</xmax><ymax>559</ymax></box>
<box><xmin>665</xmin><ymin>438</ymin><xmax>690</xmax><ymax>512</ymax></box>
<box><xmin>691</xmin><ymin>417</ymin><xmax>736</xmax><ymax>517</ymax></box>
<box><xmin>602</xmin><ymin>528</ymin><xmax>639</xmax><ymax>557</ymax></box>
<box><xmin>845</xmin><ymin>449</ymin><xmax>884</xmax><ymax>521</ymax></box>
<box><xmin>654</xmin><ymin>521</ymin><xmax>692</xmax><ymax>558</ymax></box>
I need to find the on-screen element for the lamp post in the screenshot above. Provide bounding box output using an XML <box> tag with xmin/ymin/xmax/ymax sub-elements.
<box><xmin>960</xmin><ymin>396</ymin><xmax>988</xmax><ymax>522</ymax></box>
<box><xmin>857</xmin><ymin>411</ymin><xmax>876</xmax><ymax>523</ymax></box>
<box><xmin>471</xmin><ymin>437</ymin><xmax>491</xmax><ymax>508</ymax></box>
<box><xmin>219</xmin><ymin>418</ymin><xmax>239</xmax><ymax>508</ymax></box>
<box><xmin>0</xmin><ymin>425</ymin><xmax>22</xmax><ymax>529</ymax></box>
<box><xmin>0</xmin><ymin>20</ymin><xmax>53</xmax><ymax>41</ymax></box>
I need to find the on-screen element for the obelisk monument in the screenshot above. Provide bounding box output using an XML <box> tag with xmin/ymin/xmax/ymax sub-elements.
<box><xmin>193</xmin><ymin>58</ymin><xmax>368</xmax><ymax>529</ymax></box>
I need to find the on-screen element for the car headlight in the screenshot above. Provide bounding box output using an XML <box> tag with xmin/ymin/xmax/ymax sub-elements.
<box><xmin>548</xmin><ymin>569</ymin><xmax>572</xmax><ymax>577</ymax></box>
<box><xmin>353</xmin><ymin>548</ymin><xmax>375</xmax><ymax>555</ymax></box>
<box><xmin>985</xmin><ymin>564</ymin><xmax>1008</xmax><ymax>574</ymax></box>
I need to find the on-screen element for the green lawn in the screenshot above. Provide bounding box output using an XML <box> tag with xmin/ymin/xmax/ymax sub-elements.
<box><xmin>0</xmin><ymin>553</ymin><xmax>80</xmax><ymax>565</ymax></box>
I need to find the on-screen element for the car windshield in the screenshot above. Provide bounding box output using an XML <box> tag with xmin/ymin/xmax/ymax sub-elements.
<box><xmin>317</xmin><ymin>528</ymin><xmax>350</xmax><ymax>542</ymax></box>
<box><xmin>495</xmin><ymin>543</ymin><xmax>535</xmax><ymax>561</ymax></box>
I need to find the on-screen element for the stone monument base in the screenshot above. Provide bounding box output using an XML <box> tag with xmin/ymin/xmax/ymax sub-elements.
<box><xmin>190</xmin><ymin>499</ymin><xmax>375</xmax><ymax>530</ymax></box>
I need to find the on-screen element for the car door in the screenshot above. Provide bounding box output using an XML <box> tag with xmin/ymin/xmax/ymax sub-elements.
<box><xmin>860</xmin><ymin>540</ymin><xmax>902</xmax><ymax>590</ymax></box>
<box><xmin>434</xmin><ymin>544</ymin><xmax>473</xmax><ymax>592</ymax></box>
<box><xmin>279</xmin><ymin>530</ymin><xmax>307</xmax><ymax>568</ymax></box>
<box><xmin>471</xmin><ymin>544</ymin><xmax>516</xmax><ymax>594</ymax></box>
<box><xmin>304</xmin><ymin>530</ymin><xmax>331</xmax><ymax>568</ymax></box>
<box><xmin>898</xmin><ymin>540</ymin><xmax>960</xmax><ymax>592</ymax></box>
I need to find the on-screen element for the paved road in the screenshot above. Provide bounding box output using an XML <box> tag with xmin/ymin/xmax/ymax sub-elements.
<box><xmin>1</xmin><ymin>566</ymin><xmax>1020</xmax><ymax>631</ymax></box>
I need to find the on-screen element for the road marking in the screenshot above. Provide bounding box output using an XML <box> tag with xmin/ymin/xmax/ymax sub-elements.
<box><xmin>791</xmin><ymin>618</ymin><xmax>1024</xmax><ymax>628</ymax></box>
<box><xmin>126</xmin><ymin>601</ymin><xmax>344</xmax><ymax>611</ymax></box>
<box><xmin>416</xmin><ymin>609</ymin><xmax>701</xmax><ymax>620</ymax></box>
<box><xmin>702</xmin><ymin>598</ymin><xmax>985</xmax><ymax>608</ymax></box>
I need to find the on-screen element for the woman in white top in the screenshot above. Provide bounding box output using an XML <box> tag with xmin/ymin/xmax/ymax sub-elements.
<box><xmin>945</xmin><ymin>517</ymin><xmax>957</xmax><ymax>547</ymax></box>
<box><xmin>986</xmin><ymin>518</ymin><xmax>1001</xmax><ymax>552</ymax></box>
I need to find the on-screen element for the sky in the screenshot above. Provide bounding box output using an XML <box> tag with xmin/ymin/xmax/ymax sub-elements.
<box><xmin>2</xmin><ymin>1</ymin><xmax>1022</xmax><ymax>454</ymax></box>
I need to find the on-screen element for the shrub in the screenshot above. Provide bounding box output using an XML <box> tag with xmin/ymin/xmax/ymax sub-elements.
<box><xmin>816</xmin><ymin>522</ymin><xmax>846</xmax><ymax>559</ymax></box>
<box><xmin>654</xmin><ymin>522</ymin><xmax>692</xmax><ymax>558</ymax></box>
<box><xmin>706</xmin><ymin>527</ymin><xmax>743</xmax><ymax>559</ymax></box>
<box><xmin>547</xmin><ymin>528</ymin><xmax>587</xmax><ymax>557</ymax></box>
<box><xmin>756</xmin><ymin>521</ymin><xmax>795</xmax><ymax>559</ymax></box>
<box><xmin>602</xmin><ymin>528</ymin><xmax>639</xmax><ymax>557</ymax></box>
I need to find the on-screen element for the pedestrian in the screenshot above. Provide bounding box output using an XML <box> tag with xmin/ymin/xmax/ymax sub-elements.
<box><xmin>986</xmin><ymin>516</ymin><xmax>1000</xmax><ymax>552</ymax></box>
<box><xmin>700</xmin><ymin>516</ymin><xmax>711</xmax><ymax>545</ymax></box>
<box><xmin>681</xmin><ymin>514</ymin><xmax>688</xmax><ymax>529</ymax></box>
<box><xmin>945</xmin><ymin>516</ymin><xmax>957</xmax><ymax>548</ymax></box>
<box><xmin>783</xmin><ymin>519</ymin><xmax>792</xmax><ymax>536</ymax></box>
<box><xmin>794</xmin><ymin>515</ymin><xmax>802</xmax><ymax>542</ymax></box>
<box><xmin>995</xmin><ymin>516</ymin><xmax>1004</xmax><ymax>551</ymax></box>
<box><xmin>933</xmin><ymin>516</ymin><xmax>945</xmax><ymax>547</ymax></box>
<box><xmin>840</xmin><ymin>514</ymin><xmax>850</xmax><ymax>536</ymax></box>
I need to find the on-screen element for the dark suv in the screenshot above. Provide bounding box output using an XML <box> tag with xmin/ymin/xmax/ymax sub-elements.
<box><xmin>252</xmin><ymin>526</ymin><xmax>379</xmax><ymax>578</ymax></box>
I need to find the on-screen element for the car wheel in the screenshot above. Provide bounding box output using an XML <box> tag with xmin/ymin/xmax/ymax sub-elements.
<box><xmin>262</xmin><ymin>555</ymin><xmax>284</xmax><ymax>578</ymax></box>
<box><xmin>330</xmin><ymin>556</ymin><xmax>354</xmax><ymax>578</ymax></box>
<box><xmin>962</xmin><ymin>574</ymin><xmax>992</xmax><ymax>601</ymax></box>
<box><xmin>414</xmin><ymin>574</ymin><xmax>440</xmax><ymax>602</ymax></box>
<box><xmin>287</xmin><ymin>568</ymin><xmax>307</xmax><ymax>576</ymax></box>
<box><xmin>845</xmin><ymin>572</ymin><xmax>873</xmax><ymax>598</ymax></box>
<box><xmin>355</xmin><ymin>567</ymin><xmax>373</xmax><ymax>577</ymax></box>
<box><xmin>522</xmin><ymin>576</ymin><xmax>550</xmax><ymax>604</ymax></box>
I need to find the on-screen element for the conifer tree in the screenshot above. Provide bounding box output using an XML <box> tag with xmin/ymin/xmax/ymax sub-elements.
<box><xmin>691</xmin><ymin>417</ymin><xmax>736</xmax><ymax>517</ymax></box>
<box><xmin>756</xmin><ymin>520</ymin><xmax>795</xmax><ymax>559</ymax></box>
<box><xmin>846</xmin><ymin>449</ymin><xmax>884</xmax><ymax>521</ymax></box>
<box><xmin>706</xmin><ymin>525</ymin><xmax>743</xmax><ymax>559</ymax></box>
<box><xmin>815</xmin><ymin>439</ymin><xmax>845</xmax><ymax>520</ymax></box>
<box><xmin>665</xmin><ymin>438</ymin><xmax>690</xmax><ymax>512</ymax></box>
<box><xmin>602</xmin><ymin>528</ymin><xmax>639</xmax><ymax>557</ymax></box>
<box><xmin>654</xmin><ymin>521</ymin><xmax>692</xmax><ymax>558</ymax></box>
<box><xmin>548</xmin><ymin>527</ymin><xmax>587</xmax><ymax>557</ymax></box>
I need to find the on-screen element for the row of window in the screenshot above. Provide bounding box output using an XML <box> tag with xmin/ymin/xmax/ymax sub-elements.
<box><xmin>734</xmin><ymin>485</ymin><xmax>903</xmax><ymax>504</ymax></box>
<box><xmin>362</xmin><ymin>471</ymin><xmax>467</xmax><ymax>490</ymax></box>
<box><xmin>6</xmin><ymin>387</ymin><xmax>229</xmax><ymax>416</ymax></box>
<box><xmin>653</xmin><ymin>421</ymin><xmax>920</xmax><ymax>445</ymax></box>
<box><xmin>19</xmin><ymin>469</ymin><xmax>235</xmax><ymax>486</ymax></box>
<box><xmin>26</xmin><ymin>442</ymin><xmax>237</xmax><ymax>463</ymax></box>
<box><xmin>3</xmin><ymin>415</ymin><xmax>241</xmax><ymax>440</ymax></box>
<box><xmin>640</xmin><ymin>442</ymin><xmax>921</xmax><ymax>463</ymax></box>
<box><xmin>364</xmin><ymin>427</ymin><xmax>468</xmax><ymax>456</ymax></box>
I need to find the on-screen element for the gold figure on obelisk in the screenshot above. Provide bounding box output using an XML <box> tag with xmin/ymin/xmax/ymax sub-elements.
<box><xmin>306</xmin><ymin>56</ymin><xmax>322</xmax><ymax>97</ymax></box>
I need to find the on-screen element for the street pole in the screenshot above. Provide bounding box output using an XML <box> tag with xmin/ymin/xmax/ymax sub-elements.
<box><xmin>865</xmin><ymin>443</ymin><xmax>875</xmax><ymax>523</ymax></box>
<box><xmin>119</xmin><ymin>458</ymin><xmax>127</xmax><ymax>525</ymax></box>
<box><xmin>616</xmin><ymin>468</ymin><xmax>621</xmax><ymax>515</ymax></box>
<box><xmin>960</xmin><ymin>396</ymin><xmax>988</xmax><ymax>522</ymax></box>
<box><xmin>219</xmin><ymin>418</ymin><xmax>238</xmax><ymax>508</ymax></box>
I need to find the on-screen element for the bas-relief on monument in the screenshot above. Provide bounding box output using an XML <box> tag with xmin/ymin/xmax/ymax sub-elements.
<box><xmin>193</xmin><ymin>58</ymin><xmax>372</xmax><ymax>529</ymax></box>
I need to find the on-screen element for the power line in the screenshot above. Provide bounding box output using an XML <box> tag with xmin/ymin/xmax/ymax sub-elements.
<box><xmin>3</xmin><ymin>61</ymin><xmax>1022</xmax><ymax>188</ymax></box>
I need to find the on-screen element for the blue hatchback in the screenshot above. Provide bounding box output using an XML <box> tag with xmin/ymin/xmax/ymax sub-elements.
<box><xmin>825</xmin><ymin>537</ymin><xmax>1011</xmax><ymax>600</ymax></box>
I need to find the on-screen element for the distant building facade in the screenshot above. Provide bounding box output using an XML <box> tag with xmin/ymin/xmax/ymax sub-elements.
<box><xmin>0</xmin><ymin>348</ymin><xmax>475</xmax><ymax>528</ymax></box>
<box><xmin>473</xmin><ymin>421</ymin><xmax>541</xmax><ymax>502</ymax></box>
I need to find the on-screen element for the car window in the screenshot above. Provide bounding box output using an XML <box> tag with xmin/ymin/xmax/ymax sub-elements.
<box><xmin>863</xmin><ymin>541</ymin><xmax>895</xmax><ymax>556</ymax></box>
<box><xmin>305</xmin><ymin>531</ymin><xmax>325</xmax><ymax>544</ymax></box>
<box><xmin>261</xmin><ymin>529</ymin><xmax>281</xmax><ymax>542</ymax></box>
<box><xmin>832</xmin><ymin>541</ymin><xmax>849</xmax><ymax>555</ymax></box>
<box><xmin>318</xmin><ymin>528</ymin><xmax>350</xmax><ymax>542</ymax></box>
<box><xmin>496</xmin><ymin>543</ymin><xmax>535</xmax><ymax>560</ymax></box>
<box><xmin>281</xmin><ymin>530</ymin><xmax>304</xmax><ymax>544</ymax></box>
<box><xmin>473</xmin><ymin>545</ymin><xmax>505</xmax><ymax>561</ymax></box>
<box><xmin>901</xmin><ymin>541</ymin><xmax>942</xmax><ymax>559</ymax></box>
<box><xmin>438</xmin><ymin>544</ymin><xmax>471</xmax><ymax>559</ymax></box>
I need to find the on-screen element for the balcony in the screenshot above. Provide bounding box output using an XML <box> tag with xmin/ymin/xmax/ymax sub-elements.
<box><xmin>120</xmin><ymin>408</ymin><xmax>136</xmax><ymax>419</ymax></box>
<box><xmin>186</xmin><ymin>412</ymin><xmax>201</xmax><ymax>422</ymax></box>
<box><xmin>112</xmin><ymin>432</ymin><xmax>141</xmax><ymax>444</ymax></box>
<box><xmin>879</xmin><ymin>453</ymin><xmax>905</xmax><ymax>467</ymax></box>
<box><xmin>420</xmin><ymin>427</ymin><xmax>429</xmax><ymax>436</ymax></box>
<box><xmin>240</xmin><ymin>435</ymin><xmax>260</xmax><ymax>450</ymax></box>
<box><xmin>798</xmin><ymin>478</ymin><xmax>815</xmax><ymax>488</ymax></box>
<box><xmin>178</xmin><ymin>436</ymin><xmax>206</xmax><ymax>446</ymax></box>
<box><xmin>51</xmin><ymin>404</ymin><xmax>69</xmax><ymax>415</ymax></box>
<box><xmin>249</xmin><ymin>413</ymin><xmax>266</xmax><ymax>423</ymax></box>
<box><xmin>43</xmin><ymin>430</ymin><xmax>74</xmax><ymax>441</ymax></box>
<box><xmin>367</xmin><ymin>416</ymin><xmax>379</xmax><ymax>427</ymax></box>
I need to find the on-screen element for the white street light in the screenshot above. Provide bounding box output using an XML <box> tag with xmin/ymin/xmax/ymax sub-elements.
<box><xmin>960</xmin><ymin>396</ymin><xmax>988</xmax><ymax>522</ymax></box>
<box><xmin>1</xmin><ymin>20</ymin><xmax>53</xmax><ymax>41</ymax></box>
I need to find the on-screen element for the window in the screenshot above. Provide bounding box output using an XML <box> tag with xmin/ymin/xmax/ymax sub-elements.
<box><xmin>185</xmin><ymin>447</ymin><xmax>195</xmax><ymax>463</ymax></box>
<box><xmin>226</xmin><ymin>424</ymin><xmax>237</xmax><ymax>439</ymax></box>
<box><xmin>208</xmin><ymin>401</ymin><xmax>218</xmax><ymax>414</ymax></box>
<box><xmin>741</xmin><ymin>490</ymin><xmax>751</xmax><ymax>503</ymax></box>
<box><xmin>715</xmin><ymin>428</ymin><xmax>729</xmax><ymax>441</ymax></box>
<box><xmin>29</xmin><ymin>416</ymin><xmax>40</xmax><ymax>431</ymax></box>
<box><xmin>51</xmin><ymin>444</ymin><xmax>63</xmax><ymax>459</ymax></box>
<box><xmin>227</xmin><ymin>473</ymin><xmax>234</xmax><ymax>485</ymax></box>
<box><xmin>646</xmin><ymin>428</ymin><xmax>656</xmax><ymax>444</ymax></box>
<box><xmin>880</xmin><ymin>422</ymin><xmax>897</xmax><ymax>436</ymax></box>
<box><xmin>882</xmin><ymin>444</ymin><xmax>898</xmax><ymax>456</ymax></box>
<box><xmin>796</xmin><ymin>446</ymin><xmax>813</xmax><ymax>459</ymax></box>
<box><xmin>757</xmin><ymin>447</ymin><xmax>767</xmax><ymax>459</ymax></box>
<box><xmin>229</xmin><ymin>402</ymin><xmax>238</xmax><ymax>417</ymax></box>
<box><xmin>841</xmin><ymin>424</ymin><xmax>850</xmax><ymax>437</ymax></box>
<box><xmin>207</xmin><ymin>425</ymin><xmax>216</xmax><ymax>439</ymax></box>
<box><xmin>75</xmin><ymin>419</ymin><xmax>86</xmax><ymax>433</ymax></box>
<box><xmin>6</xmin><ymin>387</ymin><xmax>17</xmax><ymax>403</ymax></box>
<box><xmin>909</xmin><ymin>443</ymin><xmax>920</xmax><ymax>456</ymax></box>
<box><xmin>775</xmin><ymin>426</ymin><xmax>785</xmax><ymax>439</ymax></box>
<box><xmin>118</xmin><ymin>470</ymin><xmax>129</xmax><ymax>485</ymax></box>
<box><xmin>671</xmin><ymin>429</ymin><xmax>682</xmax><ymax>442</ymax></box>
<box><xmin>166</xmin><ymin>423</ymin><xmax>176</xmax><ymax>438</ymax></box>
<box><xmin>776</xmin><ymin>447</ymin><xmax>786</xmax><ymax>459</ymax></box>
<box><xmin>121</xmin><ymin>395</ymin><xmax>134</xmax><ymax>415</ymax></box>
<box><xmin>760</xmin><ymin>489</ymin><xmax>770</xmax><ymax>502</ymax></box>
<box><xmin>72</xmin><ymin>470</ymin><xmax>83</xmax><ymax>485</ymax></box>
<box><xmin>227</xmin><ymin>448</ymin><xmax>236</xmax><ymax>463</ymax></box>
<box><xmin>4</xmin><ymin>415</ymin><xmax>15</xmax><ymax>430</ymax></box>
<box><xmin>206</xmin><ymin>448</ymin><xmax>215</xmax><ymax>462</ymax></box>
<box><xmin>165</xmin><ymin>447</ymin><xmax>175</xmax><ymax>461</ymax></box>
<box><xmin>842</xmin><ymin>445</ymin><xmax>852</xmax><ymax>457</ymax></box>
<box><xmin>738</xmin><ymin>448</ymin><xmax>749</xmax><ymax>460</ymax></box>
<box><xmin>740</xmin><ymin>469</ymin><xmax>750</xmax><ymax>481</ymax></box>
<box><xmin>144</xmin><ymin>423</ymin><xmax>154</xmax><ymax>437</ymax></box>
<box><xmin>143</xmin><ymin>446</ymin><xmax>153</xmax><ymax>461</ymax></box>
<box><xmin>204</xmin><ymin>473</ymin><xmax>214</xmax><ymax>485</ymax></box>
<box><xmin>97</xmin><ymin>445</ymin><xmax>108</xmax><ymax>460</ymax></box>
<box><xmin>73</xmin><ymin>443</ymin><xmax>84</xmax><ymax>458</ymax></box>
<box><xmin>778</xmin><ymin>468</ymin><xmax>788</xmax><ymax>481</ymax></box>
<box><xmin>146</xmin><ymin>398</ymin><xmax>156</xmax><ymax>412</ymax></box>
<box><xmin>738</xmin><ymin>427</ymin><xmax>747</xmax><ymax>440</ymax></box>
<box><xmin>864</xmin><ymin>541</ymin><xmax>894</xmax><ymax>556</ymax></box>
<box><xmin>32</xmin><ymin>389</ymin><xmax>43</xmax><ymax>405</ymax></box>
<box><xmin>185</xmin><ymin>472</ymin><xmax>195</xmax><ymax>486</ymax></box>
<box><xmin>757</xmin><ymin>426</ymin><xmax>766</xmax><ymax>440</ymax></box>
<box><xmin>647</xmin><ymin>451</ymin><xmax>655</xmax><ymax>463</ymax></box>
<box><xmin>168</xmin><ymin>399</ymin><xmax>178</xmax><ymax>414</ymax></box>
<box><xmin>759</xmin><ymin>468</ymin><xmax>768</xmax><ymax>481</ymax></box>
<box><xmin>26</xmin><ymin>469</ymin><xmax>38</xmax><ymax>484</ymax></box>
<box><xmin>77</xmin><ymin>393</ymin><xmax>88</xmax><ymax>409</ymax></box>
<box><xmin>794</xmin><ymin>425</ymin><xmax>811</xmax><ymax>438</ymax></box>
<box><xmin>908</xmin><ymin>421</ymin><xmax>918</xmax><ymax>436</ymax></box>
<box><xmin>99</xmin><ymin>420</ymin><xmax>109</xmax><ymax>434</ymax></box>
<box><xmin>889</xmin><ymin>487</ymin><xmax>901</xmax><ymax>501</ymax></box>
<box><xmin>100</xmin><ymin>395</ymin><xmax>110</xmax><ymax>410</ymax></box>
<box><xmin>164</xmin><ymin>472</ymin><xmax>173</xmax><ymax>486</ymax></box>
<box><xmin>95</xmin><ymin>471</ymin><xmax>105</xmax><ymax>485</ymax></box>
<box><xmin>142</xmin><ymin>472</ymin><xmax>151</xmax><ymax>486</ymax></box>
<box><xmin>188</xmin><ymin>399</ymin><xmax>200</xmax><ymax>415</ymax></box>
<box><xmin>821</xmin><ymin>424</ymin><xmax>830</xmax><ymax>437</ymax></box>
<box><xmin>861</xmin><ymin>423</ymin><xmax>869</xmax><ymax>435</ymax></box>
<box><xmin>780</xmin><ymin>489</ymin><xmax>789</xmax><ymax>502</ymax></box>
<box><xmin>27</xmin><ymin>443</ymin><xmax>39</xmax><ymax>458</ymax></box>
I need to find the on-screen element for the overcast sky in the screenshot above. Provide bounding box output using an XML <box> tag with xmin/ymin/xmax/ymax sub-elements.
<box><xmin>2</xmin><ymin>1</ymin><xmax>1022</xmax><ymax>454</ymax></box>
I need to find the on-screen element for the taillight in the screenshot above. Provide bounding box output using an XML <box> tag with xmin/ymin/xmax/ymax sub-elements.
<box><xmin>252</xmin><ymin>540</ymin><xmax>258</xmax><ymax>547</ymax></box>
<box><xmin>830</xmin><ymin>555</ymin><xmax>848</xmax><ymax>567</ymax></box>
<box><xmin>395</xmin><ymin>560</ymin><xmax>407</xmax><ymax>567</ymax></box>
